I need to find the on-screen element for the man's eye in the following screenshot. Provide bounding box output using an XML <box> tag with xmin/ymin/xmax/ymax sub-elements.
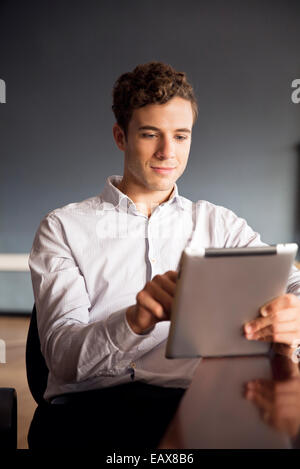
<box><xmin>175</xmin><ymin>135</ymin><xmax>187</xmax><ymax>141</ymax></box>
<box><xmin>141</xmin><ymin>133</ymin><xmax>157</xmax><ymax>138</ymax></box>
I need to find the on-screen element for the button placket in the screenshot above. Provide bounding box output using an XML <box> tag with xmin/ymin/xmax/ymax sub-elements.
<box><xmin>147</xmin><ymin>219</ymin><xmax>157</xmax><ymax>274</ymax></box>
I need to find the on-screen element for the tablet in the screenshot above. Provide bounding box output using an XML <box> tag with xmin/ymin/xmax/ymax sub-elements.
<box><xmin>166</xmin><ymin>243</ymin><xmax>298</xmax><ymax>358</ymax></box>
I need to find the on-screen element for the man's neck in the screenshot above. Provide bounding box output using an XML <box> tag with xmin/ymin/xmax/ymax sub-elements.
<box><xmin>115</xmin><ymin>178</ymin><xmax>174</xmax><ymax>217</ymax></box>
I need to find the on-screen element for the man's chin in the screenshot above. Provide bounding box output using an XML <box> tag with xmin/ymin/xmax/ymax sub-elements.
<box><xmin>146</xmin><ymin>180</ymin><xmax>175</xmax><ymax>192</ymax></box>
<box><xmin>146</xmin><ymin>171</ymin><xmax>178</xmax><ymax>189</ymax></box>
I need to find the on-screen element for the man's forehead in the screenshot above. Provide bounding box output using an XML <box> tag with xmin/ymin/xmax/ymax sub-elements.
<box><xmin>130</xmin><ymin>100</ymin><xmax>193</xmax><ymax>130</ymax></box>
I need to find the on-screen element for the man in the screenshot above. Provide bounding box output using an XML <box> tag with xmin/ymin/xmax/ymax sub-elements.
<box><xmin>28</xmin><ymin>62</ymin><xmax>300</xmax><ymax>448</ymax></box>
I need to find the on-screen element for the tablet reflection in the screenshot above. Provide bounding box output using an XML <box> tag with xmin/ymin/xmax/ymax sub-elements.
<box><xmin>159</xmin><ymin>353</ymin><xmax>300</xmax><ymax>449</ymax></box>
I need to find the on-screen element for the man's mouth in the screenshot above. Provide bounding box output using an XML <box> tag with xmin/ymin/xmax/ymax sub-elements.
<box><xmin>151</xmin><ymin>167</ymin><xmax>176</xmax><ymax>174</ymax></box>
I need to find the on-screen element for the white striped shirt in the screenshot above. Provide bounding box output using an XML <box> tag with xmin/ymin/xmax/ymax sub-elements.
<box><xmin>29</xmin><ymin>175</ymin><xmax>300</xmax><ymax>401</ymax></box>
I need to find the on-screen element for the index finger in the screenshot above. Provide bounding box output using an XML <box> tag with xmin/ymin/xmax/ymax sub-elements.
<box><xmin>245</xmin><ymin>307</ymin><xmax>298</xmax><ymax>333</ymax></box>
<box><xmin>164</xmin><ymin>270</ymin><xmax>178</xmax><ymax>282</ymax></box>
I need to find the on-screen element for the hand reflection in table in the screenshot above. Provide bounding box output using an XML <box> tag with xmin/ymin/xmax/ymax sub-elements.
<box><xmin>245</xmin><ymin>345</ymin><xmax>300</xmax><ymax>439</ymax></box>
<box><xmin>160</xmin><ymin>344</ymin><xmax>300</xmax><ymax>449</ymax></box>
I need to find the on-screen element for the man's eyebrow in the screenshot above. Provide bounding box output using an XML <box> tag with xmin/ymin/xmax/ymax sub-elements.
<box><xmin>138</xmin><ymin>125</ymin><xmax>191</xmax><ymax>133</ymax></box>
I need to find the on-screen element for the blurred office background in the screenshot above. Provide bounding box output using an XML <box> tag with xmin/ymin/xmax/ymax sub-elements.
<box><xmin>0</xmin><ymin>0</ymin><xmax>300</xmax><ymax>312</ymax></box>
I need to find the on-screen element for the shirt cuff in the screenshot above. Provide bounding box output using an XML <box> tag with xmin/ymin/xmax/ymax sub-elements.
<box><xmin>105</xmin><ymin>307</ymin><xmax>155</xmax><ymax>353</ymax></box>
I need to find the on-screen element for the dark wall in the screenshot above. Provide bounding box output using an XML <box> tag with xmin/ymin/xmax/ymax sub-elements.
<box><xmin>0</xmin><ymin>0</ymin><xmax>300</xmax><ymax>310</ymax></box>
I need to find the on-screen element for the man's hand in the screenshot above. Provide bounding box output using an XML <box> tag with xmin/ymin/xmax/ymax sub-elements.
<box><xmin>244</xmin><ymin>293</ymin><xmax>300</xmax><ymax>355</ymax></box>
<box><xmin>126</xmin><ymin>270</ymin><xmax>178</xmax><ymax>334</ymax></box>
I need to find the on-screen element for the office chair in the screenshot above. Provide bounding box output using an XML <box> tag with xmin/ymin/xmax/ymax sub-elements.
<box><xmin>26</xmin><ymin>304</ymin><xmax>91</xmax><ymax>405</ymax></box>
<box><xmin>25</xmin><ymin>304</ymin><xmax>49</xmax><ymax>405</ymax></box>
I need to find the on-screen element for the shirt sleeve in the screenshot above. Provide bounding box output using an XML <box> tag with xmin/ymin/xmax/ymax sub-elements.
<box><xmin>219</xmin><ymin>206</ymin><xmax>300</xmax><ymax>298</ymax></box>
<box><xmin>28</xmin><ymin>213</ymin><xmax>159</xmax><ymax>385</ymax></box>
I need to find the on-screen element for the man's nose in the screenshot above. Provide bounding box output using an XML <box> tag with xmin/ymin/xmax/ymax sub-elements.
<box><xmin>154</xmin><ymin>137</ymin><xmax>176</xmax><ymax>159</ymax></box>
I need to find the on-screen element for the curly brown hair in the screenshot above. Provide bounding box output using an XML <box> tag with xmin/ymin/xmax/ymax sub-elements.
<box><xmin>112</xmin><ymin>62</ymin><xmax>198</xmax><ymax>137</ymax></box>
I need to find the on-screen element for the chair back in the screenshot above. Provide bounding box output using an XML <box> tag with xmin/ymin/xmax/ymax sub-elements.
<box><xmin>26</xmin><ymin>304</ymin><xmax>49</xmax><ymax>404</ymax></box>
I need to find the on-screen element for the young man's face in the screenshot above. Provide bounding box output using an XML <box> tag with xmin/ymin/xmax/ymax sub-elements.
<box><xmin>114</xmin><ymin>96</ymin><xmax>194</xmax><ymax>194</ymax></box>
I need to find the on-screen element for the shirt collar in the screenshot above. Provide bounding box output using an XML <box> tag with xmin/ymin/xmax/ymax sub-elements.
<box><xmin>99</xmin><ymin>175</ymin><xmax>184</xmax><ymax>211</ymax></box>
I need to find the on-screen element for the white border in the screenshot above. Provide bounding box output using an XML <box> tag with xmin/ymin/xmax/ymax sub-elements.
<box><xmin>0</xmin><ymin>254</ymin><xmax>29</xmax><ymax>272</ymax></box>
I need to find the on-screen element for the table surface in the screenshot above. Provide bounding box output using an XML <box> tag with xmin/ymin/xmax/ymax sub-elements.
<box><xmin>159</xmin><ymin>353</ymin><xmax>300</xmax><ymax>449</ymax></box>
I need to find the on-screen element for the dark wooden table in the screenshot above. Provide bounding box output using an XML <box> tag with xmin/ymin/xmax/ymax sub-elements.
<box><xmin>159</xmin><ymin>354</ymin><xmax>300</xmax><ymax>449</ymax></box>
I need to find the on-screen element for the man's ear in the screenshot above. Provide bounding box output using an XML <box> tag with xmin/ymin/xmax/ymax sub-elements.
<box><xmin>113</xmin><ymin>123</ymin><xmax>126</xmax><ymax>151</ymax></box>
